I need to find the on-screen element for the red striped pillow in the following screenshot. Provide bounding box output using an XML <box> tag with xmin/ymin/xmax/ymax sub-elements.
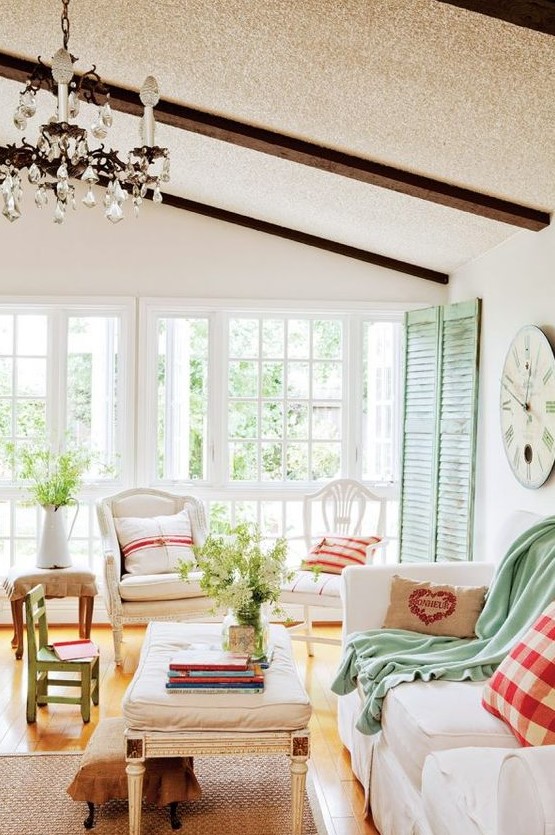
<box><xmin>482</xmin><ymin>602</ymin><xmax>555</xmax><ymax>746</ymax></box>
<box><xmin>115</xmin><ymin>510</ymin><xmax>195</xmax><ymax>575</ymax></box>
<box><xmin>302</xmin><ymin>535</ymin><xmax>381</xmax><ymax>574</ymax></box>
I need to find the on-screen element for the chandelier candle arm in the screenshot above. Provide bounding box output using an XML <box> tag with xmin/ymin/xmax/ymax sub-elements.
<box><xmin>140</xmin><ymin>76</ymin><xmax>160</xmax><ymax>148</ymax></box>
<box><xmin>51</xmin><ymin>48</ymin><xmax>73</xmax><ymax>122</ymax></box>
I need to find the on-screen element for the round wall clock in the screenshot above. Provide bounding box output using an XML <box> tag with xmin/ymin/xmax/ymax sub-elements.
<box><xmin>500</xmin><ymin>325</ymin><xmax>555</xmax><ymax>488</ymax></box>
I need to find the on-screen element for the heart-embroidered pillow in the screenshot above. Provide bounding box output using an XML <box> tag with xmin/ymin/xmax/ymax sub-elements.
<box><xmin>382</xmin><ymin>575</ymin><xmax>487</xmax><ymax>637</ymax></box>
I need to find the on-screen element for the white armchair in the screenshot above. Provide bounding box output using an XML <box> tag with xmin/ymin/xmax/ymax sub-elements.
<box><xmin>96</xmin><ymin>488</ymin><xmax>213</xmax><ymax>665</ymax></box>
<box><xmin>280</xmin><ymin>478</ymin><xmax>386</xmax><ymax>655</ymax></box>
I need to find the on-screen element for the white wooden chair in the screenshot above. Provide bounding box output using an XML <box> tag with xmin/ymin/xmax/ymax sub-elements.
<box><xmin>280</xmin><ymin>478</ymin><xmax>386</xmax><ymax>655</ymax></box>
<box><xmin>96</xmin><ymin>488</ymin><xmax>213</xmax><ymax>665</ymax></box>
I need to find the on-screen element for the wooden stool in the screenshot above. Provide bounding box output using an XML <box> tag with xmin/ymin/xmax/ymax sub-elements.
<box><xmin>4</xmin><ymin>564</ymin><xmax>97</xmax><ymax>659</ymax></box>
<box><xmin>67</xmin><ymin>717</ymin><xmax>201</xmax><ymax>830</ymax></box>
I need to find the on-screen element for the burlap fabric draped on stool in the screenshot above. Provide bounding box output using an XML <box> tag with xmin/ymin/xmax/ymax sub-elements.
<box><xmin>67</xmin><ymin>717</ymin><xmax>201</xmax><ymax>829</ymax></box>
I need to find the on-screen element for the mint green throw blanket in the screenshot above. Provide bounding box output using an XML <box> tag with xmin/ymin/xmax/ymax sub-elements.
<box><xmin>331</xmin><ymin>517</ymin><xmax>555</xmax><ymax>735</ymax></box>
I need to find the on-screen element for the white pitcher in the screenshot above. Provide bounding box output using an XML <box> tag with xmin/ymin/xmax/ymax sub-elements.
<box><xmin>36</xmin><ymin>500</ymin><xmax>79</xmax><ymax>569</ymax></box>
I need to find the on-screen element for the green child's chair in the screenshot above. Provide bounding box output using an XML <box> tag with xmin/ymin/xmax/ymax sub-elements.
<box><xmin>24</xmin><ymin>584</ymin><xmax>100</xmax><ymax>724</ymax></box>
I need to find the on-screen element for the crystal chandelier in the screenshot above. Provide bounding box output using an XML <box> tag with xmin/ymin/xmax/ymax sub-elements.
<box><xmin>0</xmin><ymin>0</ymin><xmax>169</xmax><ymax>224</ymax></box>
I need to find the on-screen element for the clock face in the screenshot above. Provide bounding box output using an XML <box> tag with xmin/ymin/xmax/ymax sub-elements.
<box><xmin>500</xmin><ymin>325</ymin><xmax>555</xmax><ymax>488</ymax></box>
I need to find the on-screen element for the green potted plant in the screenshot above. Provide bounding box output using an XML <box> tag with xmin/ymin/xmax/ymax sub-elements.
<box><xmin>8</xmin><ymin>442</ymin><xmax>90</xmax><ymax>569</ymax></box>
<box><xmin>179</xmin><ymin>521</ymin><xmax>292</xmax><ymax>658</ymax></box>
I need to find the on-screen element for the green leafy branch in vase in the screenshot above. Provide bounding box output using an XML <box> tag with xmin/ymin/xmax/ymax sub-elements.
<box><xmin>179</xmin><ymin>521</ymin><xmax>293</xmax><ymax>619</ymax></box>
<box><xmin>6</xmin><ymin>441</ymin><xmax>92</xmax><ymax>509</ymax></box>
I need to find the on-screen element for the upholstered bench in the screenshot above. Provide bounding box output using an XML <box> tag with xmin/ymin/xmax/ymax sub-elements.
<box><xmin>67</xmin><ymin>716</ymin><xmax>201</xmax><ymax>829</ymax></box>
<box><xmin>122</xmin><ymin>622</ymin><xmax>312</xmax><ymax>835</ymax></box>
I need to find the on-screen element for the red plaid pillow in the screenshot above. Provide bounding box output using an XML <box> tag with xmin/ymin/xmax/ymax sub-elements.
<box><xmin>302</xmin><ymin>535</ymin><xmax>381</xmax><ymax>574</ymax></box>
<box><xmin>482</xmin><ymin>602</ymin><xmax>555</xmax><ymax>746</ymax></box>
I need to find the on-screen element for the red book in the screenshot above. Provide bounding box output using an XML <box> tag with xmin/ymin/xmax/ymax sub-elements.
<box><xmin>167</xmin><ymin>675</ymin><xmax>264</xmax><ymax>684</ymax></box>
<box><xmin>169</xmin><ymin>649</ymin><xmax>250</xmax><ymax>671</ymax></box>
<box><xmin>50</xmin><ymin>639</ymin><xmax>99</xmax><ymax>661</ymax></box>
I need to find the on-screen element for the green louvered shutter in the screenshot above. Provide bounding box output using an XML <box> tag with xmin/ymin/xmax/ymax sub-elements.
<box><xmin>398</xmin><ymin>306</ymin><xmax>441</xmax><ymax>562</ymax></box>
<box><xmin>399</xmin><ymin>299</ymin><xmax>481</xmax><ymax>563</ymax></box>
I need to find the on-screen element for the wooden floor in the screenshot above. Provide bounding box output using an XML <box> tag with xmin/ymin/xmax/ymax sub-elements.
<box><xmin>0</xmin><ymin>622</ymin><xmax>378</xmax><ymax>835</ymax></box>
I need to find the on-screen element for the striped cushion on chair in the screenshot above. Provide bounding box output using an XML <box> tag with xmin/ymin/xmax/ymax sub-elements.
<box><xmin>302</xmin><ymin>534</ymin><xmax>381</xmax><ymax>575</ymax></box>
<box><xmin>115</xmin><ymin>510</ymin><xmax>195</xmax><ymax>575</ymax></box>
<box><xmin>482</xmin><ymin>601</ymin><xmax>555</xmax><ymax>746</ymax></box>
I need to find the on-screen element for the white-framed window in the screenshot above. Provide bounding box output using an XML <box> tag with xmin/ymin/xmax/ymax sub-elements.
<box><xmin>0</xmin><ymin>297</ymin><xmax>404</xmax><ymax>577</ymax></box>
<box><xmin>154</xmin><ymin>315</ymin><xmax>209</xmax><ymax>481</ymax></box>
<box><xmin>0</xmin><ymin>298</ymin><xmax>134</xmax><ymax>573</ymax></box>
<box><xmin>140</xmin><ymin>301</ymin><xmax>402</xmax><ymax>487</ymax></box>
<box><xmin>139</xmin><ymin>300</ymin><xmax>403</xmax><ymax>560</ymax></box>
<box><xmin>362</xmin><ymin>320</ymin><xmax>401</xmax><ymax>482</ymax></box>
<box><xmin>226</xmin><ymin>314</ymin><xmax>344</xmax><ymax>483</ymax></box>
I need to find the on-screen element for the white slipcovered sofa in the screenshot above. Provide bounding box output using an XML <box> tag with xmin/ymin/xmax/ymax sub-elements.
<box><xmin>336</xmin><ymin>512</ymin><xmax>555</xmax><ymax>835</ymax></box>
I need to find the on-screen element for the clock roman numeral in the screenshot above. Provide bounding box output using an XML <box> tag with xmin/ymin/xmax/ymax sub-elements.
<box><xmin>513</xmin><ymin>445</ymin><xmax>520</xmax><ymax>470</ymax></box>
<box><xmin>512</xmin><ymin>346</ymin><xmax>520</xmax><ymax>368</ymax></box>
<box><xmin>501</xmin><ymin>399</ymin><xmax>511</xmax><ymax>411</ymax></box>
<box><xmin>543</xmin><ymin>367</ymin><xmax>553</xmax><ymax>386</ymax></box>
<box><xmin>545</xmin><ymin>401</ymin><xmax>555</xmax><ymax>413</ymax></box>
<box><xmin>542</xmin><ymin>427</ymin><xmax>554</xmax><ymax>453</ymax></box>
<box><xmin>504</xmin><ymin>425</ymin><xmax>514</xmax><ymax>446</ymax></box>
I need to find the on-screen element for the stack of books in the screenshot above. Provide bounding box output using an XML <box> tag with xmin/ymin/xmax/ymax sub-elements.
<box><xmin>166</xmin><ymin>649</ymin><xmax>265</xmax><ymax>693</ymax></box>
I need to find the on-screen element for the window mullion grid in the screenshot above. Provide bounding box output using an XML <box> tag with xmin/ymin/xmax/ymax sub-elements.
<box><xmin>136</xmin><ymin>303</ymin><xmax>158</xmax><ymax>486</ymax></box>
<box><xmin>346</xmin><ymin>316</ymin><xmax>363</xmax><ymax>480</ymax></box>
<box><xmin>391</xmin><ymin>322</ymin><xmax>402</xmax><ymax>484</ymax></box>
<box><xmin>308</xmin><ymin>318</ymin><xmax>314</xmax><ymax>482</ymax></box>
<box><xmin>283</xmin><ymin>318</ymin><xmax>291</xmax><ymax>484</ymax></box>
<box><xmin>164</xmin><ymin>319</ymin><xmax>176</xmax><ymax>481</ymax></box>
<box><xmin>114</xmin><ymin>300</ymin><xmax>135</xmax><ymax>489</ymax></box>
<box><xmin>104</xmin><ymin>319</ymin><xmax>117</xmax><ymax>471</ymax></box>
<box><xmin>49</xmin><ymin>308</ymin><xmax>65</xmax><ymax>450</ymax></box>
<box><xmin>4</xmin><ymin>316</ymin><xmax>17</xmax><ymax>567</ymax></box>
<box><xmin>9</xmin><ymin>315</ymin><xmax>17</xmax><ymax>463</ymax></box>
<box><xmin>213</xmin><ymin>312</ymin><xmax>229</xmax><ymax>487</ymax></box>
<box><xmin>257</xmin><ymin>315</ymin><xmax>262</xmax><ymax>482</ymax></box>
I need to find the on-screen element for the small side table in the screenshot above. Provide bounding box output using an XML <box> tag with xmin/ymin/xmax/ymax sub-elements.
<box><xmin>3</xmin><ymin>564</ymin><xmax>98</xmax><ymax>660</ymax></box>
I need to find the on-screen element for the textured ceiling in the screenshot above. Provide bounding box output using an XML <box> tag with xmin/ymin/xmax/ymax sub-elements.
<box><xmin>0</xmin><ymin>0</ymin><xmax>553</xmax><ymax>277</ymax></box>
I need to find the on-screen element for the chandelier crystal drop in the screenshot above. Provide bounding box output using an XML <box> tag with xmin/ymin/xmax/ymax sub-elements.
<box><xmin>0</xmin><ymin>0</ymin><xmax>170</xmax><ymax>224</ymax></box>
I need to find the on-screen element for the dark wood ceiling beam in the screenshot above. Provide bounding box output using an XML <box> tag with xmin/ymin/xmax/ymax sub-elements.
<box><xmin>435</xmin><ymin>1</ymin><xmax>555</xmax><ymax>36</ymax></box>
<box><xmin>0</xmin><ymin>50</ymin><xmax>549</xmax><ymax>232</ymax></box>
<box><xmin>152</xmin><ymin>103</ymin><xmax>549</xmax><ymax>231</ymax></box>
<box><xmin>158</xmin><ymin>191</ymin><xmax>449</xmax><ymax>284</ymax></box>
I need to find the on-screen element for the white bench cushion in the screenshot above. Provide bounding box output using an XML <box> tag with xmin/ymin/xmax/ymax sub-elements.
<box><xmin>382</xmin><ymin>680</ymin><xmax>519</xmax><ymax>790</ymax></box>
<box><xmin>281</xmin><ymin>569</ymin><xmax>341</xmax><ymax>599</ymax></box>
<box><xmin>123</xmin><ymin>622</ymin><xmax>311</xmax><ymax>733</ymax></box>
<box><xmin>119</xmin><ymin>571</ymin><xmax>204</xmax><ymax>602</ymax></box>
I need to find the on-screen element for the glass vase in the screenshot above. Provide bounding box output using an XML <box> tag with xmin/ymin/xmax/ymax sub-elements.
<box><xmin>221</xmin><ymin>603</ymin><xmax>269</xmax><ymax>660</ymax></box>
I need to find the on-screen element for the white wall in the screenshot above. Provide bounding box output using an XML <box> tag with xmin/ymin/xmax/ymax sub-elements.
<box><xmin>0</xmin><ymin>196</ymin><xmax>448</xmax><ymax>304</ymax></box>
<box><xmin>449</xmin><ymin>223</ymin><xmax>555</xmax><ymax>560</ymax></box>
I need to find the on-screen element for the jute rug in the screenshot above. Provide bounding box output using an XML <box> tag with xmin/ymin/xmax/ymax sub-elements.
<box><xmin>0</xmin><ymin>752</ymin><xmax>327</xmax><ymax>835</ymax></box>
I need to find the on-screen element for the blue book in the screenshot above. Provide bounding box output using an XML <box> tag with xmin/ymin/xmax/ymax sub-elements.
<box><xmin>167</xmin><ymin>666</ymin><xmax>260</xmax><ymax>678</ymax></box>
<box><xmin>165</xmin><ymin>684</ymin><xmax>264</xmax><ymax>694</ymax></box>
